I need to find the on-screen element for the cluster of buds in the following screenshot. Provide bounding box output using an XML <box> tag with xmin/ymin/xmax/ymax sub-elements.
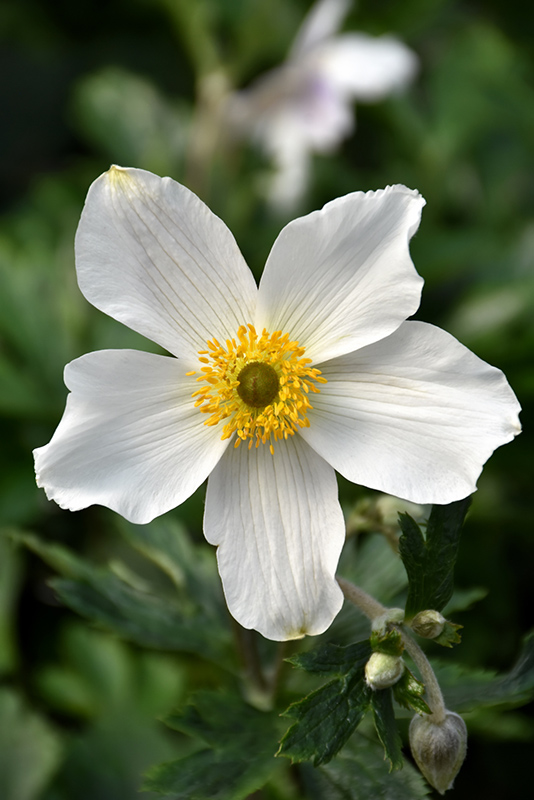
<box><xmin>364</xmin><ymin>605</ymin><xmax>468</xmax><ymax>793</ymax></box>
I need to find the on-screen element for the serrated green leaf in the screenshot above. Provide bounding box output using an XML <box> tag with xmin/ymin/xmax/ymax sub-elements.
<box><xmin>370</xmin><ymin>627</ymin><xmax>404</xmax><ymax>657</ymax></box>
<box><xmin>51</xmin><ymin>575</ymin><xmax>231</xmax><ymax>665</ymax></box>
<box><xmin>438</xmin><ymin>630</ymin><xmax>534</xmax><ymax>712</ymax></box>
<box><xmin>287</xmin><ymin>640</ymin><xmax>373</xmax><ymax>676</ymax></box>
<box><xmin>119</xmin><ymin>517</ymin><xmax>226</xmax><ymax>622</ymax></box>
<box><xmin>278</xmin><ymin>640</ymin><xmax>373</xmax><ymax>765</ymax></box>
<box><xmin>434</xmin><ymin>620</ymin><xmax>463</xmax><ymax>648</ymax></box>
<box><xmin>399</xmin><ymin>499</ymin><xmax>471</xmax><ymax>620</ymax></box>
<box><xmin>300</xmin><ymin>732</ymin><xmax>430</xmax><ymax>799</ymax></box>
<box><xmin>7</xmin><ymin>529</ymin><xmax>95</xmax><ymax>580</ymax></box>
<box><xmin>10</xmin><ymin>529</ymin><xmax>233</xmax><ymax>666</ymax></box>
<box><xmin>144</xmin><ymin>692</ymin><xmax>282</xmax><ymax>800</ymax></box>
<box><xmin>393</xmin><ymin>669</ymin><xmax>431</xmax><ymax>716</ymax></box>
<box><xmin>370</xmin><ymin>689</ymin><xmax>404</xmax><ymax>771</ymax></box>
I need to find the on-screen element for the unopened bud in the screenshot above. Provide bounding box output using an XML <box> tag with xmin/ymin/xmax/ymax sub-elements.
<box><xmin>365</xmin><ymin>652</ymin><xmax>405</xmax><ymax>690</ymax></box>
<box><xmin>410</xmin><ymin>610</ymin><xmax>446</xmax><ymax>639</ymax></box>
<box><xmin>409</xmin><ymin>711</ymin><xmax>467</xmax><ymax>794</ymax></box>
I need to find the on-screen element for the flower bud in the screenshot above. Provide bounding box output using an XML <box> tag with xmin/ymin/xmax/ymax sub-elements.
<box><xmin>410</xmin><ymin>610</ymin><xmax>446</xmax><ymax>639</ymax></box>
<box><xmin>365</xmin><ymin>652</ymin><xmax>405</xmax><ymax>690</ymax></box>
<box><xmin>409</xmin><ymin>711</ymin><xmax>467</xmax><ymax>794</ymax></box>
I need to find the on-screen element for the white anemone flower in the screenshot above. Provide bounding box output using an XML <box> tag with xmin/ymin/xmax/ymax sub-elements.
<box><xmin>34</xmin><ymin>166</ymin><xmax>521</xmax><ymax>642</ymax></box>
<box><xmin>227</xmin><ymin>0</ymin><xmax>418</xmax><ymax>208</ymax></box>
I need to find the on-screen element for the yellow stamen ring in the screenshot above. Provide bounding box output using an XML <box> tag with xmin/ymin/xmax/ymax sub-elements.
<box><xmin>190</xmin><ymin>324</ymin><xmax>326</xmax><ymax>454</ymax></box>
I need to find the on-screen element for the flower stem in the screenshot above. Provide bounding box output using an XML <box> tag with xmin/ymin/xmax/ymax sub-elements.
<box><xmin>400</xmin><ymin>633</ymin><xmax>447</xmax><ymax>723</ymax></box>
<box><xmin>337</xmin><ymin>577</ymin><xmax>388</xmax><ymax>619</ymax></box>
<box><xmin>337</xmin><ymin>576</ymin><xmax>447</xmax><ymax>723</ymax></box>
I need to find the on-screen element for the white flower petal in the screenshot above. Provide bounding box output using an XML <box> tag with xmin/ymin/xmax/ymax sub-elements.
<box><xmin>266</xmin><ymin>144</ymin><xmax>312</xmax><ymax>212</ymax></box>
<box><xmin>33</xmin><ymin>350</ymin><xmax>229</xmax><ymax>523</ymax></box>
<box><xmin>318</xmin><ymin>34</ymin><xmax>419</xmax><ymax>100</ymax></box>
<box><xmin>75</xmin><ymin>166</ymin><xmax>257</xmax><ymax>361</ymax></box>
<box><xmin>290</xmin><ymin>0</ymin><xmax>350</xmax><ymax>58</ymax></box>
<box><xmin>256</xmin><ymin>186</ymin><xmax>425</xmax><ymax>363</ymax></box>
<box><xmin>204</xmin><ymin>435</ymin><xmax>345</xmax><ymax>641</ymax></box>
<box><xmin>301</xmin><ymin>321</ymin><xmax>521</xmax><ymax>504</ymax></box>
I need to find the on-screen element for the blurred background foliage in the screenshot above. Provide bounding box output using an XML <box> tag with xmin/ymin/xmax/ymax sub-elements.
<box><xmin>0</xmin><ymin>0</ymin><xmax>533</xmax><ymax>798</ymax></box>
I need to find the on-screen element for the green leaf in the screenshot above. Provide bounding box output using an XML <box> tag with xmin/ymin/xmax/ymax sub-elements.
<box><xmin>0</xmin><ymin>688</ymin><xmax>62</xmax><ymax>800</ymax></box>
<box><xmin>73</xmin><ymin>67</ymin><xmax>189</xmax><ymax>175</ymax></box>
<box><xmin>278</xmin><ymin>641</ymin><xmax>373</xmax><ymax>765</ymax></box>
<box><xmin>119</xmin><ymin>517</ymin><xmax>226</xmax><ymax>622</ymax></box>
<box><xmin>392</xmin><ymin>669</ymin><xmax>431</xmax><ymax>716</ymax></box>
<box><xmin>144</xmin><ymin>692</ymin><xmax>283</xmax><ymax>800</ymax></box>
<box><xmin>10</xmin><ymin>530</ymin><xmax>233</xmax><ymax>665</ymax></box>
<box><xmin>399</xmin><ymin>499</ymin><xmax>471</xmax><ymax>620</ymax></box>
<box><xmin>300</xmin><ymin>732</ymin><xmax>430</xmax><ymax>799</ymax></box>
<box><xmin>434</xmin><ymin>620</ymin><xmax>463</xmax><ymax>648</ymax></box>
<box><xmin>370</xmin><ymin>689</ymin><xmax>404</xmax><ymax>771</ymax></box>
<box><xmin>370</xmin><ymin>627</ymin><xmax>404</xmax><ymax>657</ymax></box>
<box><xmin>35</xmin><ymin>622</ymin><xmax>184</xmax><ymax>720</ymax></box>
<box><xmin>438</xmin><ymin>630</ymin><xmax>534</xmax><ymax>713</ymax></box>
<box><xmin>287</xmin><ymin>640</ymin><xmax>373</xmax><ymax>676</ymax></box>
<box><xmin>52</xmin><ymin>575</ymin><xmax>230</xmax><ymax>665</ymax></box>
<box><xmin>0</xmin><ymin>535</ymin><xmax>23</xmax><ymax>675</ymax></box>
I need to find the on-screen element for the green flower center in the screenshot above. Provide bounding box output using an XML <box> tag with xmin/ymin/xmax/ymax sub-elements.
<box><xmin>237</xmin><ymin>361</ymin><xmax>280</xmax><ymax>408</ymax></box>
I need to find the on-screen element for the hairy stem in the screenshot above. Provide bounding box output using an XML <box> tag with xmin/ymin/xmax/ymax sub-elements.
<box><xmin>400</xmin><ymin>633</ymin><xmax>447</xmax><ymax>723</ymax></box>
<box><xmin>337</xmin><ymin>577</ymin><xmax>388</xmax><ymax>619</ymax></box>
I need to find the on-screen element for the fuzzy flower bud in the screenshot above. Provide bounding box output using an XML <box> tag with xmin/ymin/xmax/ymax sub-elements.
<box><xmin>410</xmin><ymin>609</ymin><xmax>446</xmax><ymax>639</ymax></box>
<box><xmin>409</xmin><ymin>711</ymin><xmax>467</xmax><ymax>794</ymax></box>
<box><xmin>365</xmin><ymin>652</ymin><xmax>405</xmax><ymax>690</ymax></box>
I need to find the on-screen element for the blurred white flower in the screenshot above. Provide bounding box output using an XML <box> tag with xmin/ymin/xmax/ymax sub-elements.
<box><xmin>34</xmin><ymin>167</ymin><xmax>520</xmax><ymax>641</ymax></box>
<box><xmin>227</xmin><ymin>0</ymin><xmax>418</xmax><ymax>208</ymax></box>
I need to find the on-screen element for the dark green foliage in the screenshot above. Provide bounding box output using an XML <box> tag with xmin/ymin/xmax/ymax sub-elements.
<box><xmin>301</xmin><ymin>733</ymin><xmax>430</xmax><ymax>799</ymax></box>
<box><xmin>434</xmin><ymin>620</ymin><xmax>463</xmax><ymax>648</ymax></box>
<box><xmin>11</xmin><ymin>530</ymin><xmax>233</xmax><ymax>666</ymax></box>
<box><xmin>370</xmin><ymin>627</ymin><xmax>404</xmax><ymax>656</ymax></box>
<box><xmin>370</xmin><ymin>689</ymin><xmax>404</xmax><ymax>771</ymax></box>
<box><xmin>392</xmin><ymin>669</ymin><xmax>431</xmax><ymax>716</ymax></box>
<box><xmin>399</xmin><ymin>499</ymin><xmax>471</xmax><ymax>620</ymax></box>
<box><xmin>278</xmin><ymin>641</ymin><xmax>373</xmax><ymax>765</ymax></box>
<box><xmin>438</xmin><ymin>630</ymin><xmax>534</xmax><ymax>713</ymax></box>
<box><xmin>144</xmin><ymin>692</ymin><xmax>283</xmax><ymax>800</ymax></box>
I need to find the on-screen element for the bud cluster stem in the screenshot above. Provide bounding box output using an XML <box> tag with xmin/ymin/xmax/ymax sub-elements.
<box><xmin>400</xmin><ymin>631</ymin><xmax>446</xmax><ymax>723</ymax></box>
<box><xmin>337</xmin><ymin>577</ymin><xmax>388</xmax><ymax>619</ymax></box>
<box><xmin>337</xmin><ymin>577</ymin><xmax>447</xmax><ymax>722</ymax></box>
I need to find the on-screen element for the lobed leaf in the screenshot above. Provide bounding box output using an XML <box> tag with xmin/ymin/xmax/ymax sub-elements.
<box><xmin>278</xmin><ymin>640</ymin><xmax>373</xmax><ymax>765</ymax></box>
<box><xmin>370</xmin><ymin>689</ymin><xmax>404</xmax><ymax>771</ymax></box>
<box><xmin>287</xmin><ymin>640</ymin><xmax>373</xmax><ymax>676</ymax></box>
<box><xmin>438</xmin><ymin>630</ymin><xmax>534</xmax><ymax>712</ymax></box>
<box><xmin>10</xmin><ymin>529</ymin><xmax>233</xmax><ymax>665</ymax></box>
<box><xmin>399</xmin><ymin>499</ymin><xmax>471</xmax><ymax>620</ymax></box>
<box><xmin>300</xmin><ymin>732</ymin><xmax>430</xmax><ymax>799</ymax></box>
<box><xmin>51</xmin><ymin>575</ymin><xmax>230</xmax><ymax>665</ymax></box>
<box><xmin>434</xmin><ymin>620</ymin><xmax>463</xmax><ymax>648</ymax></box>
<box><xmin>144</xmin><ymin>691</ymin><xmax>282</xmax><ymax>800</ymax></box>
<box><xmin>392</xmin><ymin>669</ymin><xmax>431</xmax><ymax>716</ymax></box>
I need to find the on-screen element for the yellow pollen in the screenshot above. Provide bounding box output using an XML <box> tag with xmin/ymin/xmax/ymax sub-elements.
<box><xmin>190</xmin><ymin>324</ymin><xmax>326</xmax><ymax>453</ymax></box>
